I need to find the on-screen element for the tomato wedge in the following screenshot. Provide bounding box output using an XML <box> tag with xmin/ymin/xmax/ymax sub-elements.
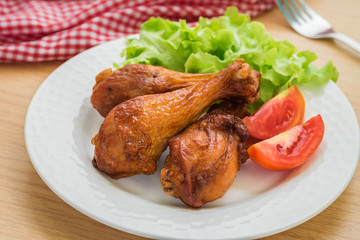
<box><xmin>243</xmin><ymin>85</ymin><xmax>305</xmax><ymax>140</ymax></box>
<box><xmin>247</xmin><ymin>115</ymin><xmax>325</xmax><ymax>171</ymax></box>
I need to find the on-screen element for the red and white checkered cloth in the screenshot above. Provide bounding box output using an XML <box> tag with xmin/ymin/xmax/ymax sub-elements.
<box><xmin>0</xmin><ymin>0</ymin><xmax>275</xmax><ymax>62</ymax></box>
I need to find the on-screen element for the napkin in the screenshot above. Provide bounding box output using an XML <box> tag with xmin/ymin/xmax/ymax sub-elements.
<box><xmin>0</xmin><ymin>0</ymin><xmax>275</xmax><ymax>62</ymax></box>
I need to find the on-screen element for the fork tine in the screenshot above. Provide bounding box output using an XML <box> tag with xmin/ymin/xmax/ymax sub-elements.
<box><xmin>298</xmin><ymin>0</ymin><xmax>316</xmax><ymax>18</ymax></box>
<box><xmin>289</xmin><ymin>0</ymin><xmax>311</xmax><ymax>21</ymax></box>
<box><xmin>283</xmin><ymin>0</ymin><xmax>302</xmax><ymax>23</ymax></box>
<box><xmin>298</xmin><ymin>0</ymin><xmax>329</xmax><ymax>23</ymax></box>
<box><xmin>275</xmin><ymin>0</ymin><xmax>297</xmax><ymax>24</ymax></box>
<box><xmin>276</xmin><ymin>0</ymin><xmax>306</xmax><ymax>25</ymax></box>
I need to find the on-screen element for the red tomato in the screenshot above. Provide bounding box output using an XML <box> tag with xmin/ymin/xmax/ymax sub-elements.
<box><xmin>247</xmin><ymin>115</ymin><xmax>325</xmax><ymax>171</ymax></box>
<box><xmin>243</xmin><ymin>85</ymin><xmax>305</xmax><ymax>140</ymax></box>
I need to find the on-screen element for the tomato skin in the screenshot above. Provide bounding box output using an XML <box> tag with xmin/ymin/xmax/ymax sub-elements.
<box><xmin>247</xmin><ymin>115</ymin><xmax>325</xmax><ymax>171</ymax></box>
<box><xmin>243</xmin><ymin>85</ymin><xmax>305</xmax><ymax>140</ymax></box>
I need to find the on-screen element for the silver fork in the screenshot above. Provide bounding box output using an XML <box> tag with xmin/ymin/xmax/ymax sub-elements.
<box><xmin>275</xmin><ymin>0</ymin><xmax>360</xmax><ymax>54</ymax></box>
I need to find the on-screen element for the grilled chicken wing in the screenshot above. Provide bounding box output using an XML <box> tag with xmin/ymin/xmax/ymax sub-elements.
<box><xmin>92</xmin><ymin>59</ymin><xmax>259</xmax><ymax>179</ymax></box>
<box><xmin>91</xmin><ymin>62</ymin><xmax>260</xmax><ymax>117</ymax></box>
<box><xmin>160</xmin><ymin>103</ymin><xmax>249</xmax><ymax>208</ymax></box>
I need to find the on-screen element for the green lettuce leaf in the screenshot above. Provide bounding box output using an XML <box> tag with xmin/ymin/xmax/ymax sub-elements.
<box><xmin>117</xmin><ymin>7</ymin><xmax>338</xmax><ymax>110</ymax></box>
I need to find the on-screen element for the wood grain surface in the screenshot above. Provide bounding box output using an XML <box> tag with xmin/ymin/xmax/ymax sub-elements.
<box><xmin>1</xmin><ymin>0</ymin><xmax>359</xmax><ymax>239</ymax></box>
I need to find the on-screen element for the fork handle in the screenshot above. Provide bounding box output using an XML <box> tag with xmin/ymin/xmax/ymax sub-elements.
<box><xmin>330</xmin><ymin>32</ymin><xmax>360</xmax><ymax>54</ymax></box>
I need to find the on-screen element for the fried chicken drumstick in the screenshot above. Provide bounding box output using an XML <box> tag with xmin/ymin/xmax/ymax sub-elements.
<box><xmin>91</xmin><ymin>65</ymin><xmax>212</xmax><ymax>117</ymax></box>
<box><xmin>92</xmin><ymin>59</ymin><xmax>260</xmax><ymax>179</ymax></box>
<box><xmin>91</xmin><ymin>62</ymin><xmax>259</xmax><ymax>117</ymax></box>
<box><xmin>160</xmin><ymin>106</ymin><xmax>249</xmax><ymax>208</ymax></box>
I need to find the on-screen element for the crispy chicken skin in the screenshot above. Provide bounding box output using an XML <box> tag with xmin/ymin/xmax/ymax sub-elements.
<box><xmin>160</xmin><ymin>105</ymin><xmax>249</xmax><ymax>208</ymax></box>
<box><xmin>92</xmin><ymin>59</ymin><xmax>260</xmax><ymax>179</ymax></box>
<box><xmin>91</xmin><ymin>62</ymin><xmax>260</xmax><ymax>117</ymax></box>
<box><xmin>209</xmin><ymin>99</ymin><xmax>251</xmax><ymax>119</ymax></box>
<box><xmin>91</xmin><ymin>64</ymin><xmax>212</xmax><ymax>117</ymax></box>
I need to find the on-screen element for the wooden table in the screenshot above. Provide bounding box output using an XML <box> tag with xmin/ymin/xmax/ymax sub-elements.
<box><xmin>1</xmin><ymin>0</ymin><xmax>359</xmax><ymax>239</ymax></box>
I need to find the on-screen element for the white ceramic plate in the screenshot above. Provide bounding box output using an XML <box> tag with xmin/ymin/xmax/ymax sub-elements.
<box><xmin>25</xmin><ymin>37</ymin><xmax>360</xmax><ymax>240</ymax></box>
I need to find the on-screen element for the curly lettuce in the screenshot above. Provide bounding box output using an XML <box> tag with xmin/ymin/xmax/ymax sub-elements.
<box><xmin>117</xmin><ymin>7</ymin><xmax>338</xmax><ymax>110</ymax></box>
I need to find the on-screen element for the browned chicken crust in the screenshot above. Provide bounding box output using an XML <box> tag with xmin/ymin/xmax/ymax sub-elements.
<box><xmin>91</xmin><ymin>62</ymin><xmax>260</xmax><ymax>117</ymax></box>
<box><xmin>160</xmin><ymin>104</ymin><xmax>249</xmax><ymax>208</ymax></box>
<box><xmin>92</xmin><ymin>59</ymin><xmax>260</xmax><ymax>179</ymax></box>
<box><xmin>208</xmin><ymin>99</ymin><xmax>251</xmax><ymax>119</ymax></box>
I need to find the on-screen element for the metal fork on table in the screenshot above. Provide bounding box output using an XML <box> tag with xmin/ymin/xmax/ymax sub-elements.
<box><xmin>275</xmin><ymin>0</ymin><xmax>360</xmax><ymax>54</ymax></box>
